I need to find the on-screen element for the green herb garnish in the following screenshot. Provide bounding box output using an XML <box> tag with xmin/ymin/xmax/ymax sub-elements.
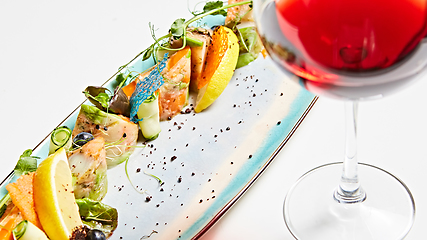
<box><xmin>144</xmin><ymin>171</ymin><xmax>163</xmax><ymax>186</ymax></box>
<box><xmin>170</xmin><ymin>18</ymin><xmax>186</xmax><ymax>39</ymax></box>
<box><xmin>202</xmin><ymin>1</ymin><xmax>228</xmax><ymax>17</ymax></box>
<box><xmin>118</xmin><ymin>0</ymin><xmax>253</xmax><ymax>71</ymax></box>
<box><xmin>0</xmin><ymin>149</ymin><xmax>39</xmax><ymax>218</ymax></box>
<box><xmin>84</xmin><ymin>90</ymin><xmax>111</xmax><ymax>109</ymax></box>
<box><xmin>76</xmin><ymin>198</ymin><xmax>118</xmax><ymax>236</ymax></box>
<box><xmin>14</xmin><ymin>149</ymin><xmax>39</xmax><ymax>177</ymax></box>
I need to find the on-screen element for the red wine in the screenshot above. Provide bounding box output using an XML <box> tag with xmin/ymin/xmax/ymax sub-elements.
<box><xmin>255</xmin><ymin>0</ymin><xmax>427</xmax><ymax>99</ymax></box>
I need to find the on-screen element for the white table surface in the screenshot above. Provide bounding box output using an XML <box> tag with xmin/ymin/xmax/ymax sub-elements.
<box><xmin>1</xmin><ymin>1</ymin><xmax>426</xmax><ymax>239</ymax></box>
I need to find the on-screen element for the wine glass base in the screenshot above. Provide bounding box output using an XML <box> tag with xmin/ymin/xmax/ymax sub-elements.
<box><xmin>284</xmin><ymin>162</ymin><xmax>415</xmax><ymax>240</ymax></box>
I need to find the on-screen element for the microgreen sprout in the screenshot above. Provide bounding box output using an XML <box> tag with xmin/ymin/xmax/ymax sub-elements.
<box><xmin>116</xmin><ymin>68</ymin><xmax>140</xmax><ymax>89</ymax></box>
<box><xmin>125</xmin><ymin>167</ymin><xmax>146</xmax><ymax>194</ymax></box>
<box><xmin>104</xmin><ymin>137</ymin><xmax>126</xmax><ymax>148</ymax></box>
<box><xmin>143</xmin><ymin>91</ymin><xmax>159</xmax><ymax>104</ymax></box>
<box><xmin>123</xmin><ymin>144</ymin><xmax>148</xmax><ymax>194</ymax></box>
<box><xmin>105</xmin><ymin>140</ymin><xmax>146</xmax><ymax>151</ymax></box>
<box><xmin>117</xmin><ymin>0</ymin><xmax>253</xmax><ymax>72</ymax></box>
<box><xmin>141</xmin><ymin>230</ymin><xmax>159</xmax><ymax>239</ymax></box>
<box><xmin>72</xmin><ymin>139</ymin><xmax>88</xmax><ymax>147</ymax></box>
<box><xmin>143</xmin><ymin>171</ymin><xmax>164</xmax><ymax>186</ymax></box>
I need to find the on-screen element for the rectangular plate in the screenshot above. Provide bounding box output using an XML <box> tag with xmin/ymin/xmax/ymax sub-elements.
<box><xmin>0</xmin><ymin>16</ymin><xmax>316</xmax><ymax>239</ymax></box>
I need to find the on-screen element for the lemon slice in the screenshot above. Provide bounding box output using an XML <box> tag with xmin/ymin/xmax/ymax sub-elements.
<box><xmin>194</xmin><ymin>26</ymin><xmax>239</xmax><ymax>112</ymax></box>
<box><xmin>33</xmin><ymin>148</ymin><xmax>83</xmax><ymax>240</ymax></box>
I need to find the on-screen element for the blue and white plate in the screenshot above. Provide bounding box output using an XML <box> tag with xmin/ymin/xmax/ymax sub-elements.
<box><xmin>0</xmin><ymin>16</ymin><xmax>316</xmax><ymax>240</ymax></box>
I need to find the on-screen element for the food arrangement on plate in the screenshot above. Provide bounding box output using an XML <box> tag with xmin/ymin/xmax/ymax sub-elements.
<box><xmin>0</xmin><ymin>1</ymin><xmax>265</xmax><ymax>239</ymax></box>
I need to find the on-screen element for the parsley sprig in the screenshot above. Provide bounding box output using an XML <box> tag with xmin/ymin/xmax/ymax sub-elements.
<box><xmin>14</xmin><ymin>149</ymin><xmax>39</xmax><ymax>176</ymax></box>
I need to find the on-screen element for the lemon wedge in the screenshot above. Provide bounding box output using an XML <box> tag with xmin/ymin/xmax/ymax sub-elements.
<box><xmin>194</xmin><ymin>26</ymin><xmax>239</xmax><ymax>112</ymax></box>
<box><xmin>33</xmin><ymin>148</ymin><xmax>82</xmax><ymax>240</ymax></box>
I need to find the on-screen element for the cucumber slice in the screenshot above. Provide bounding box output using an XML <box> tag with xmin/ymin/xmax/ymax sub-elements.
<box><xmin>139</xmin><ymin>114</ymin><xmax>161</xmax><ymax>140</ymax></box>
<box><xmin>49</xmin><ymin>126</ymin><xmax>72</xmax><ymax>154</ymax></box>
<box><xmin>137</xmin><ymin>92</ymin><xmax>161</xmax><ymax>140</ymax></box>
<box><xmin>13</xmin><ymin>220</ymin><xmax>49</xmax><ymax>240</ymax></box>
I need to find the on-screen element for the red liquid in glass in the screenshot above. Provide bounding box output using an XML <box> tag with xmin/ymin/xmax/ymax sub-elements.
<box><xmin>258</xmin><ymin>0</ymin><xmax>427</xmax><ymax>99</ymax></box>
<box><xmin>276</xmin><ymin>0</ymin><xmax>427</xmax><ymax>71</ymax></box>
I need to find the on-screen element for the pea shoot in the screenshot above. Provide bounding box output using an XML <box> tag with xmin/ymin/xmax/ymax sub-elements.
<box><xmin>118</xmin><ymin>0</ymin><xmax>253</xmax><ymax>70</ymax></box>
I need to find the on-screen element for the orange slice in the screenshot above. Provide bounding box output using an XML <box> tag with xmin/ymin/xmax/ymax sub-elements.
<box><xmin>194</xmin><ymin>26</ymin><xmax>239</xmax><ymax>112</ymax></box>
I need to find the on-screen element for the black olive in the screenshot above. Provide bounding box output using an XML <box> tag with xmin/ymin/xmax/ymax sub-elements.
<box><xmin>73</xmin><ymin>132</ymin><xmax>95</xmax><ymax>148</ymax></box>
<box><xmin>85</xmin><ymin>229</ymin><xmax>106</xmax><ymax>240</ymax></box>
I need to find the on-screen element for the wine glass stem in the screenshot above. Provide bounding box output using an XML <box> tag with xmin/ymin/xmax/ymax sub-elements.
<box><xmin>333</xmin><ymin>101</ymin><xmax>367</xmax><ymax>204</ymax></box>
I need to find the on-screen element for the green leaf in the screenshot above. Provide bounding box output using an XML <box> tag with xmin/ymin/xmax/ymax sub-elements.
<box><xmin>95</xmin><ymin>93</ymin><xmax>110</xmax><ymax>109</ymax></box>
<box><xmin>170</xmin><ymin>18</ymin><xmax>186</xmax><ymax>38</ymax></box>
<box><xmin>83</xmin><ymin>87</ymin><xmax>112</xmax><ymax>111</ymax></box>
<box><xmin>80</xmin><ymin>104</ymin><xmax>109</xmax><ymax>125</ymax></box>
<box><xmin>76</xmin><ymin>198</ymin><xmax>118</xmax><ymax>236</ymax></box>
<box><xmin>237</xmin><ymin>27</ymin><xmax>259</xmax><ymax>53</ymax></box>
<box><xmin>115</xmin><ymin>73</ymin><xmax>125</xmax><ymax>84</ymax></box>
<box><xmin>236</xmin><ymin>53</ymin><xmax>256</xmax><ymax>69</ymax></box>
<box><xmin>142</xmin><ymin>46</ymin><xmax>154</xmax><ymax>62</ymax></box>
<box><xmin>203</xmin><ymin>1</ymin><xmax>227</xmax><ymax>16</ymax></box>
<box><xmin>14</xmin><ymin>149</ymin><xmax>39</xmax><ymax>176</ymax></box>
<box><xmin>235</xmin><ymin>26</ymin><xmax>263</xmax><ymax>68</ymax></box>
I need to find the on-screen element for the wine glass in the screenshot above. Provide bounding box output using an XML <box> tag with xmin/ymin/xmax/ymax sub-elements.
<box><xmin>252</xmin><ymin>0</ymin><xmax>427</xmax><ymax>239</ymax></box>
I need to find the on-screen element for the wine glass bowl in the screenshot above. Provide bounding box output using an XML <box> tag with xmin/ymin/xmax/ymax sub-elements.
<box><xmin>252</xmin><ymin>0</ymin><xmax>426</xmax><ymax>239</ymax></box>
<box><xmin>254</xmin><ymin>0</ymin><xmax>427</xmax><ymax>100</ymax></box>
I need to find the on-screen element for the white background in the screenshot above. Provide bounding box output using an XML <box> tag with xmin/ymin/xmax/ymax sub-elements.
<box><xmin>1</xmin><ymin>0</ymin><xmax>426</xmax><ymax>239</ymax></box>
